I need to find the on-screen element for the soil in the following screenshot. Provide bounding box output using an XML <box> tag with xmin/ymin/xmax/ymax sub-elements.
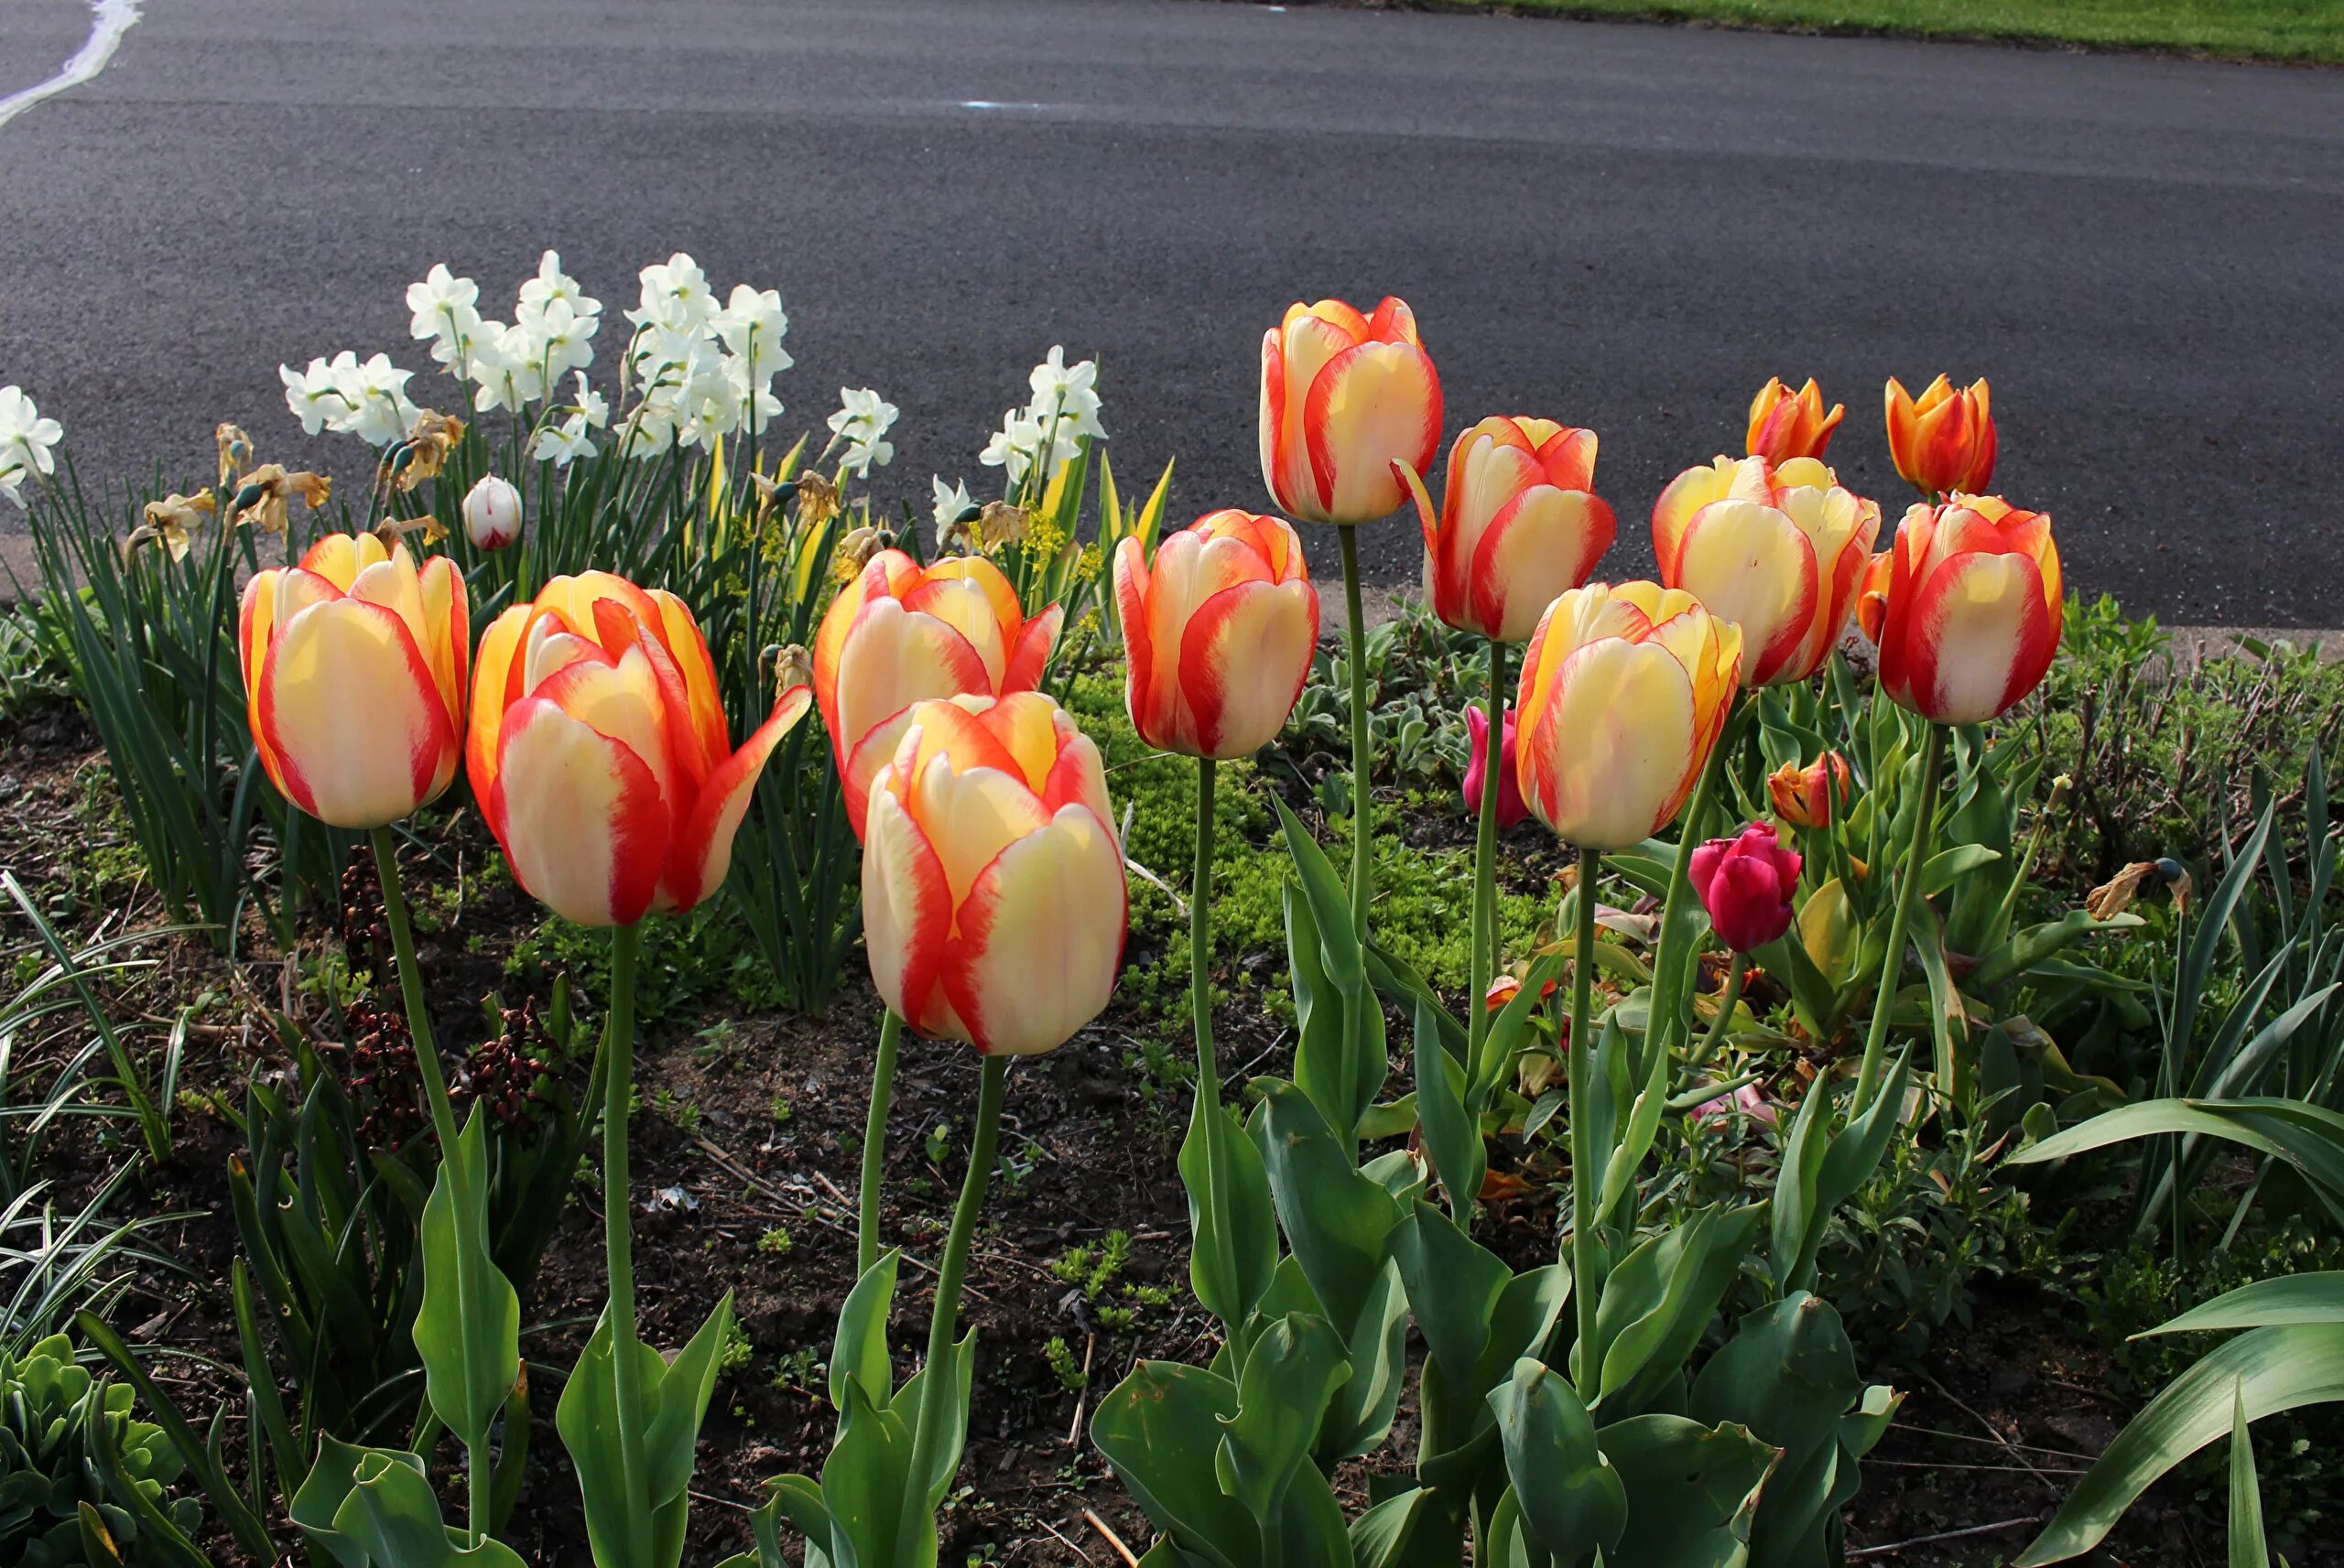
<box><xmin>0</xmin><ymin>703</ymin><xmax>2315</xmax><ymax>1568</ymax></box>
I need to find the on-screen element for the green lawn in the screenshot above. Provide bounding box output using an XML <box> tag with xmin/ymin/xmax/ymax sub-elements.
<box><xmin>1455</xmin><ymin>0</ymin><xmax>2344</xmax><ymax>64</ymax></box>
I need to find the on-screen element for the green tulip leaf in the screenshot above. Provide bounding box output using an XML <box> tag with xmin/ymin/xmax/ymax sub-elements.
<box><xmin>1092</xmin><ymin>1362</ymin><xmax>1252</xmax><ymax>1568</ymax></box>
<box><xmin>830</xmin><ymin>1251</ymin><xmax>901</xmax><ymax>1413</ymax></box>
<box><xmin>1179</xmin><ymin>1092</ymin><xmax>1279</xmax><ymax>1333</ymax></box>
<box><xmin>1251</xmin><ymin>1083</ymin><xmax>1403</xmax><ymax>1320</ymax></box>
<box><xmin>555</xmin><ymin>1293</ymin><xmax>735</xmax><ymax>1568</ymax></box>
<box><xmin>820</xmin><ymin>1374</ymin><xmax>916</xmax><ymax>1568</ymax></box>
<box><xmin>1216</xmin><ymin>1313</ymin><xmax>1352</xmax><ymax>1523</ymax></box>
<box><xmin>414</xmin><ymin>1110</ymin><xmax>523</xmax><ymax>1456</ymax></box>
<box><xmin>1591</xmin><ymin>1205</ymin><xmax>1763</xmax><ymax>1414</ymax></box>
<box><xmin>1390</xmin><ymin>1200</ymin><xmax>1508</xmax><ymax>1381</ymax></box>
<box><xmin>1489</xmin><ymin>1357</ymin><xmax>1627</xmax><ymax>1563</ymax></box>
<box><xmin>1411</xmin><ymin>1000</ymin><xmax>1487</xmax><ymax>1218</ymax></box>
<box><xmin>2142</xmin><ymin>1271</ymin><xmax>2344</xmax><ymax>1336</ymax></box>
<box><xmin>1598</xmin><ymin>1413</ymin><xmax>1779</xmax><ymax>1568</ymax></box>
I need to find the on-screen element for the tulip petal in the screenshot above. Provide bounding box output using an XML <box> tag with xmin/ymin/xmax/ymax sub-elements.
<box><xmin>1472</xmin><ymin>486</ymin><xmax>1615</xmax><ymax>644</ymax></box>
<box><xmin>900</xmin><ymin>575</ymin><xmax>1010</xmax><ymax>689</ymax></box>
<box><xmin>259</xmin><ymin>596</ymin><xmax>455</xmax><ymax>828</ymax></box>
<box><xmin>662</xmin><ymin>685</ymin><xmax>813</xmax><ymax>914</ymax></box>
<box><xmin>1180</xmin><ymin>578</ymin><xmax>1318</xmax><ymax>759</ymax></box>
<box><xmin>646</xmin><ymin>589</ymin><xmax>730</xmax><ymax>777</ymax></box>
<box><xmin>1305</xmin><ymin>341</ymin><xmax>1442</xmax><ymax>523</ymax></box>
<box><xmin>531</xmin><ymin>643</ymin><xmax>681</xmax><ymax>818</ymax></box>
<box><xmin>240</xmin><ymin>568</ymin><xmax>293</xmax><ymax>795</ymax></box>
<box><xmin>298</xmin><ymin>532</ymin><xmax>391</xmax><ymax>592</ymax></box>
<box><xmin>940</xmin><ymin>806</ymin><xmax>1125</xmax><ymax>1056</ymax></box>
<box><xmin>467</xmin><ymin>605</ymin><xmax>531</xmax><ymax>810</ymax></box>
<box><xmin>1263</xmin><ymin>313</ymin><xmax>1356</xmax><ymax>518</ymax></box>
<box><xmin>1902</xmin><ymin>549</ymin><xmax>2058</xmax><ymax>724</ymax></box>
<box><xmin>488</xmin><ymin>697</ymin><xmax>667</xmax><ymax>926</ymax></box>
<box><xmin>1004</xmin><ymin>603</ymin><xmax>1062</xmax><ymax>695</ymax></box>
<box><xmin>417</xmin><ymin>555</ymin><xmax>470</xmax><ymax>728</ymax></box>
<box><xmin>1519</xmin><ymin>636</ymin><xmax>1697</xmax><ymax>850</ymax></box>
<box><xmin>911</xmin><ymin>754</ymin><xmax>1053</xmax><ymax>909</ymax></box>
<box><xmin>830</xmin><ymin>595</ymin><xmax>993</xmax><ymax>770</ymax></box>
<box><xmin>1674</xmin><ymin>500</ymin><xmax>1817</xmax><ymax>687</ymax></box>
<box><xmin>863</xmin><ymin>780</ymin><xmax>955</xmax><ymax>1033</ymax></box>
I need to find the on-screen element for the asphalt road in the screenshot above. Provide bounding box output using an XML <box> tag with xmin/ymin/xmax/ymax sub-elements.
<box><xmin>2</xmin><ymin>0</ymin><xmax>2339</xmax><ymax>622</ymax></box>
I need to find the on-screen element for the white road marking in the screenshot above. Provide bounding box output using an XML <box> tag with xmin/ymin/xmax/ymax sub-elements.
<box><xmin>0</xmin><ymin>0</ymin><xmax>141</xmax><ymax>132</ymax></box>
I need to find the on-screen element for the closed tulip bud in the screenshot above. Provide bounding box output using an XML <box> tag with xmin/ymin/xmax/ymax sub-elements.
<box><xmin>1884</xmin><ymin>375</ymin><xmax>1996</xmax><ymax>497</ymax></box>
<box><xmin>1653</xmin><ymin>454</ymin><xmax>1881</xmax><ymax>688</ymax></box>
<box><xmin>1745</xmin><ymin>377</ymin><xmax>1845</xmax><ymax>465</ymax></box>
<box><xmin>1768</xmin><ymin>752</ymin><xmax>1853</xmax><ymax>829</ymax></box>
<box><xmin>1859</xmin><ymin>495</ymin><xmax>2061</xmax><ymax>724</ymax></box>
<box><xmin>811</xmin><ymin>549</ymin><xmax>1063</xmax><ymax>838</ymax></box>
<box><xmin>1691</xmin><ymin>823</ymin><xmax>1802</xmax><ymax>953</ymax></box>
<box><xmin>863</xmin><ymin>693</ymin><xmax>1125</xmax><ymax>1056</ymax></box>
<box><xmin>1113</xmin><ymin>509</ymin><xmax>1318</xmax><ymax>760</ymax></box>
<box><xmin>1395</xmin><ymin>416</ymin><xmax>1614</xmax><ymax>643</ymax></box>
<box><xmin>240</xmin><ymin>533</ymin><xmax>469</xmax><ymax>828</ymax></box>
<box><xmin>1463</xmin><ymin>703</ymin><xmax>1528</xmax><ymax>831</ymax></box>
<box><xmin>1514</xmin><ymin>582</ymin><xmax>1742</xmax><ymax>850</ymax></box>
<box><xmin>462</xmin><ymin>475</ymin><xmax>522</xmax><ymax>551</ymax></box>
<box><xmin>469</xmin><ymin>572</ymin><xmax>812</xmax><ymax>926</ymax></box>
<box><xmin>1258</xmin><ymin>296</ymin><xmax>1441</xmax><ymax>524</ymax></box>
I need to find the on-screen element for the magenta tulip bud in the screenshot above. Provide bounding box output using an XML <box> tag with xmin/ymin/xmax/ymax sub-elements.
<box><xmin>1688</xmin><ymin>822</ymin><xmax>1801</xmax><ymax>953</ymax></box>
<box><xmin>1464</xmin><ymin>703</ymin><xmax>1528</xmax><ymax>831</ymax></box>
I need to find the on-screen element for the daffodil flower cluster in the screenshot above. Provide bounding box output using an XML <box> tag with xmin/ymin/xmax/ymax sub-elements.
<box><xmin>979</xmin><ymin>344</ymin><xmax>1104</xmax><ymax>492</ymax></box>
<box><xmin>614</xmin><ymin>253</ymin><xmax>793</xmax><ymax>459</ymax></box>
<box><xmin>0</xmin><ymin>385</ymin><xmax>63</xmax><ymax>510</ymax></box>
<box><xmin>279</xmin><ymin>351</ymin><xmax>420</xmax><ymax>448</ymax></box>
<box><xmin>407</xmin><ymin>252</ymin><xmax>603</xmax><ymax>417</ymax></box>
<box><xmin>825</xmin><ymin>387</ymin><xmax>899</xmax><ymax>478</ymax></box>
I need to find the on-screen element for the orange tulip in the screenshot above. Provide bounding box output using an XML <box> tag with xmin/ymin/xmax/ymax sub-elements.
<box><xmin>469</xmin><ymin>572</ymin><xmax>812</xmax><ymax>926</ymax></box>
<box><xmin>1883</xmin><ymin>375</ymin><xmax>1996</xmax><ymax>497</ymax></box>
<box><xmin>811</xmin><ymin>549</ymin><xmax>1061</xmax><ymax>839</ymax></box>
<box><xmin>1745</xmin><ymin>377</ymin><xmax>1845</xmax><ymax>465</ymax></box>
<box><xmin>240</xmin><ymin>533</ymin><xmax>468</xmax><ymax>828</ymax></box>
<box><xmin>1395</xmin><ymin>416</ymin><xmax>1614</xmax><ymax>643</ymax></box>
<box><xmin>1769</xmin><ymin>752</ymin><xmax>1853</xmax><ymax>829</ymax></box>
<box><xmin>863</xmin><ymin>693</ymin><xmax>1125</xmax><ymax>1056</ymax></box>
<box><xmin>1113</xmin><ymin>509</ymin><xmax>1318</xmax><ymax>760</ymax></box>
<box><xmin>1859</xmin><ymin>496</ymin><xmax>2061</xmax><ymax>724</ymax></box>
<box><xmin>1258</xmin><ymin>297</ymin><xmax>1442</xmax><ymax>524</ymax></box>
<box><xmin>1514</xmin><ymin>582</ymin><xmax>1742</xmax><ymax>850</ymax></box>
<box><xmin>1651</xmin><ymin>454</ymin><xmax>1880</xmax><ymax>687</ymax></box>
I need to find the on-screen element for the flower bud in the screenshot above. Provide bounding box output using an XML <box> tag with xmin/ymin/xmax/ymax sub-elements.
<box><xmin>1688</xmin><ymin>823</ymin><xmax>1802</xmax><ymax>953</ymax></box>
<box><xmin>1768</xmin><ymin>752</ymin><xmax>1853</xmax><ymax>829</ymax></box>
<box><xmin>1463</xmin><ymin>704</ymin><xmax>1528</xmax><ymax>830</ymax></box>
<box><xmin>463</xmin><ymin>474</ymin><xmax>522</xmax><ymax>551</ymax></box>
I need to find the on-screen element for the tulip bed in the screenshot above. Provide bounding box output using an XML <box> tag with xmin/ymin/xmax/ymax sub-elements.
<box><xmin>2</xmin><ymin>261</ymin><xmax>2342</xmax><ymax>1568</ymax></box>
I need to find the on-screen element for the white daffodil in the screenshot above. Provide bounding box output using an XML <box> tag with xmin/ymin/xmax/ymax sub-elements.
<box><xmin>406</xmin><ymin>264</ymin><xmax>481</xmax><ymax>346</ymax></box>
<box><xmin>281</xmin><ymin>356</ymin><xmax>353</xmax><ymax>436</ymax></box>
<box><xmin>516</xmin><ymin>250</ymin><xmax>599</xmax><ymax>327</ymax></box>
<box><xmin>565</xmin><ymin>372</ymin><xmax>611</xmax><ymax>429</ymax></box>
<box><xmin>628</xmin><ymin>253</ymin><xmax>717</xmax><ymax>335</ymax></box>
<box><xmin>531</xmin><ymin>414</ymin><xmax>597</xmax><ymax>468</ymax></box>
<box><xmin>521</xmin><ymin>297</ymin><xmax>598</xmax><ymax>379</ymax></box>
<box><xmin>342</xmin><ymin>353</ymin><xmax>419</xmax><ymax>446</ymax></box>
<box><xmin>828</xmin><ymin>387</ymin><xmax>899</xmax><ymax>477</ymax></box>
<box><xmin>1027</xmin><ymin>345</ymin><xmax>1105</xmax><ymax>441</ymax></box>
<box><xmin>0</xmin><ymin>385</ymin><xmax>63</xmax><ymax>509</ymax></box>
<box><xmin>713</xmin><ymin>284</ymin><xmax>791</xmax><ymax>366</ymax></box>
<box><xmin>930</xmin><ymin>475</ymin><xmax>976</xmax><ymax>534</ymax></box>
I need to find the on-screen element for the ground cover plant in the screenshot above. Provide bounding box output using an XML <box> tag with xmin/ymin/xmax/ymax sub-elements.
<box><xmin>0</xmin><ymin>276</ymin><xmax>2339</xmax><ymax>1568</ymax></box>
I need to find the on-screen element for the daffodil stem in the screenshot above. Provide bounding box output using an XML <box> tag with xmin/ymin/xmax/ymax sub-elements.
<box><xmin>1686</xmin><ymin>951</ymin><xmax>1747</xmax><ymax>1075</ymax></box>
<box><xmin>1853</xmin><ymin>722</ymin><xmax>1946</xmax><ymax>1110</ymax></box>
<box><xmin>369</xmin><ymin>827</ymin><xmax>487</xmax><ymax>1543</ymax></box>
<box><xmin>1469</xmin><ymin>637</ymin><xmax>1508</xmax><ymax>1064</ymax></box>
<box><xmin>1337</xmin><ymin>524</ymin><xmax>1373</xmax><ymax>939</ymax></box>
<box><xmin>895</xmin><ymin>1054</ymin><xmax>1008</xmax><ymax>1568</ymax></box>
<box><xmin>1567</xmin><ymin>844</ymin><xmax>1602</xmax><ymax>1397</ymax></box>
<box><xmin>858</xmin><ymin>1011</ymin><xmax>903</xmax><ymax>1279</ymax></box>
<box><xmin>604</xmin><ymin>921</ymin><xmax>654</xmax><ymax>1568</ymax></box>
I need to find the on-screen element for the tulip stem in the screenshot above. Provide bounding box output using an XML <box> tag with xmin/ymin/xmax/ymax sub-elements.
<box><xmin>1336</xmin><ymin>523</ymin><xmax>1373</xmax><ymax>939</ymax></box>
<box><xmin>1469</xmin><ymin>637</ymin><xmax>1508</xmax><ymax>1063</ymax></box>
<box><xmin>1566</xmin><ymin>844</ymin><xmax>1602</xmax><ymax>1397</ymax></box>
<box><xmin>1853</xmin><ymin>722</ymin><xmax>1946</xmax><ymax>1111</ymax></box>
<box><xmin>857</xmin><ymin>1010</ymin><xmax>904</xmax><ymax>1279</ymax></box>
<box><xmin>1189</xmin><ymin>756</ymin><xmax>1250</xmax><ymax>1357</ymax></box>
<box><xmin>1652</xmin><ymin>697</ymin><xmax>1743</xmax><ymax>1067</ymax></box>
<box><xmin>1686</xmin><ymin>951</ymin><xmax>1747</xmax><ymax>1074</ymax></box>
<box><xmin>603</xmin><ymin>921</ymin><xmax>655</xmax><ymax>1568</ymax></box>
<box><xmin>895</xmin><ymin>1054</ymin><xmax>1009</xmax><ymax>1568</ymax></box>
<box><xmin>368</xmin><ymin>827</ymin><xmax>488</xmax><ymax>1544</ymax></box>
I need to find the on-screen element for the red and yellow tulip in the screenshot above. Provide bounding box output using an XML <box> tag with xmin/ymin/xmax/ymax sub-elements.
<box><xmin>469</xmin><ymin>572</ymin><xmax>812</xmax><ymax>926</ymax></box>
<box><xmin>1859</xmin><ymin>495</ymin><xmax>2062</xmax><ymax>725</ymax></box>
<box><xmin>862</xmin><ymin>693</ymin><xmax>1125</xmax><ymax>1057</ymax></box>
<box><xmin>1768</xmin><ymin>752</ymin><xmax>1854</xmax><ymax>829</ymax></box>
<box><xmin>1884</xmin><ymin>374</ymin><xmax>1996</xmax><ymax>497</ymax></box>
<box><xmin>1514</xmin><ymin>582</ymin><xmax>1742</xmax><ymax>850</ymax></box>
<box><xmin>812</xmin><ymin>549</ymin><xmax>1061</xmax><ymax>838</ymax></box>
<box><xmin>1258</xmin><ymin>297</ymin><xmax>1441</xmax><ymax>524</ymax></box>
<box><xmin>240</xmin><ymin>533</ymin><xmax>468</xmax><ymax>828</ymax></box>
<box><xmin>1113</xmin><ymin>509</ymin><xmax>1318</xmax><ymax>760</ymax></box>
<box><xmin>1396</xmin><ymin>416</ymin><xmax>1614</xmax><ymax>643</ymax></box>
<box><xmin>1746</xmin><ymin>377</ymin><xmax>1844</xmax><ymax>465</ymax></box>
<box><xmin>1651</xmin><ymin>454</ymin><xmax>1880</xmax><ymax>687</ymax></box>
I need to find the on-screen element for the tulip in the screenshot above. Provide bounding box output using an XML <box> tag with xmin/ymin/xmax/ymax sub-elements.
<box><xmin>812</xmin><ymin>548</ymin><xmax>1062</xmax><ymax>838</ymax></box>
<box><xmin>1693</xmin><ymin>1080</ymin><xmax>1779</xmax><ymax>1129</ymax></box>
<box><xmin>1257</xmin><ymin>297</ymin><xmax>1441</xmax><ymax>525</ymax></box>
<box><xmin>1463</xmin><ymin>704</ymin><xmax>1528</xmax><ymax>831</ymax></box>
<box><xmin>1859</xmin><ymin>495</ymin><xmax>2062</xmax><ymax>725</ymax></box>
<box><xmin>462</xmin><ymin>473</ymin><xmax>522</xmax><ymax>551</ymax></box>
<box><xmin>240</xmin><ymin>533</ymin><xmax>469</xmax><ymax>829</ymax></box>
<box><xmin>1690</xmin><ymin>823</ymin><xmax>1802</xmax><ymax>953</ymax></box>
<box><xmin>1113</xmin><ymin>509</ymin><xmax>1318</xmax><ymax>760</ymax></box>
<box><xmin>1769</xmin><ymin>752</ymin><xmax>1854</xmax><ymax>829</ymax></box>
<box><xmin>862</xmin><ymin>692</ymin><xmax>1124</xmax><ymax>1058</ymax></box>
<box><xmin>1514</xmin><ymin>581</ymin><xmax>1743</xmax><ymax>851</ymax></box>
<box><xmin>1395</xmin><ymin>416</ymin><xmax>1613</xmax><ymax>643</ymax></box>
<box><xmin>1746</xmin><ymin>377</ymin><xmax>1845</xmax><ymax>465</ymax></box>
<box><xmin>1652</xmin><ymin>454</ymin><xmax>1881</xmax><ymax>688</ymax></box>
<box><xmin>468</xmin><ymin>571</ymin><xmax>812</xmax><ymax>927</ymax></box>
<box><xmin>1884</xmin><ymin>374</ymin><xmax>1996</xmax><ymax>497</ymax></box>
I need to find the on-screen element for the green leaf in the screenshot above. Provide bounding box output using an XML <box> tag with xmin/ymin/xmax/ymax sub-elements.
<box><xmin>1180</xmin><ymin>1092</ymin><xmax>1279</xmax><ymax>1333</ymax></box>
<box><xmin>1389</xmin><ymin>1201</ymin><xmax>1508</xmax><ymax>1380</ymax></box>
<box><xmin>1591</xmin><ymin>1205</ymin><xmax>1763</xmax><ymax>1413</ymax></box>
<box><xmin>2014</xmin><ymin>1325</ymin><xmax>2344</xmax><ymax>1565</ymax></box>
<box><xmin>1599</xmin><ymin>1413</ymin><xmax>1778</xmax><ymax>1568</ymax></box>
<box><xmin>1251</xmin><ymin>1083</ymin><xmax>1403</xmax><ymax>1320</ymax></box>
<box><xmin>830</xmin><ymin>1251</ymin><xmax>900</xmax><ymax>1412</ymax></box>
<box><xmin>1216</xmin><ymin>1314</ymin><xmax>1351</xmax><ymax>1522</ymax></box>
<box><xmin>1920</xmin><ymin>843</ymin><xmax>2002</xmax><ymax>896</ymax></box>
<box><xmin>1093</xmin><ymin>1363</ymin><xmax>1251</xmax><ymax>1568</ymax></box>
<box><xmin>1348</xmin><ymin>1488</ymin><xmax>1432</xmax><ymax>1568</ymax></box>
<box><xmin>1489</xmin><ymin>1358</ymin><xmax>1627</xmax><ymax>1563</ymax></box>
<box><xmin>306</xmin><ymin>1444</ymin><xmax>527</xmax><ymax>1567</ymax></box>
<box><xmin>2230</xmin><ymin>1386</ymin><xmax>2266</xmax><ymax>1568</ymax></box>
<box><xmin>821</xmin><ymin>1375</ymin><xmax>916</xmax><ymax>1568</ymax></box>
<box><xmin>1412</xmin><ymin>1000</ymin><xmax>1485</xmax><ymax>1212</ymax></box>
<box><xmin>555</xmin><ymin>1293</ymin><xmax>735</xmax><ymax>1568</ymax></box>
<box><xmin>2011</xmin><ymin>1098</ymin><xmax>2344</xmax><ymax>1218</ymax></box>
<box><xmin>2143</xmin><ymin>1273</ymin><xmax>2344</xmax><ymax>1336</ymax></box>
<box><xmin>414</xmin><ymin>1111</ymin><xmax>523</xmax><ymax>1454</ymax></box>
<box><xmin>1969</xmin><ymin>908</ymin><xmax>2145</xmax><ymax>993</ymax></box>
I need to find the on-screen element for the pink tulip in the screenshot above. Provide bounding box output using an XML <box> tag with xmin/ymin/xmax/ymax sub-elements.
<box><xmin>1688</xmin><ymin>823</ymin><xmax>1802</xmax><ymax>953</ymax></box>
<box><xmin>1694</xmin><ymin>1081</ymin><xmax>1779</xmax><ymax>1129</ymax></box>
<box><xmin>1463</xmin><ymin>704</ymin><xmax>1528</xmax><ymax>831</ymax></box>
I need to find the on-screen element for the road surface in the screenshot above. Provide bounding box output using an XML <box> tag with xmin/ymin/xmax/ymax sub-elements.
<box><xmin>2</xmin><ymin>0</ymin><xmax>2339</xmax><ymax>622</ymax></box>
